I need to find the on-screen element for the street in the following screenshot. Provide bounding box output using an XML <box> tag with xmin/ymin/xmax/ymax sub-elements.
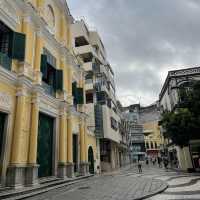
<box><xmin>25</xmin><ymin>164</ymin><xmax>200</xmax><ymax>200</ymax></box>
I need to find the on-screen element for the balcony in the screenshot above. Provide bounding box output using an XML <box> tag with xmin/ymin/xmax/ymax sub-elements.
<box><xmin>72</xmin><ymin>20</ymin><xmax>90</xmax><ymax>42</ymax></box>
<box><xmin>83</xmin><ymin>62</ymin><xmax>93</xmax><ymax>71</ymax></box>
<box><xmin>99</xmin><ymin>65</ymin><xmax>108</xmax><ymax>76</ymax></box>
<box><xmin>42</xmin><ymin>81</ymin><xmax>56</xmax><ymax>97</ymax></box>
<box><xmin>95</xmin><ymin>83</ymin><xmax>109</xmax><ymax>95</ymax></box>
<box><xmin>74</xmin><ymin>44</ymin><xmax>97</xmax><ymax>57</ymax></box>
<box><xmin>85</xmin><ymin>79</ymin><xmax>94</xmax><ymax>90</ymax></box>
<box><xmin>0</xmin><ymin>52</ymin><xmax>12</xmax><ymax>71</ymax></box>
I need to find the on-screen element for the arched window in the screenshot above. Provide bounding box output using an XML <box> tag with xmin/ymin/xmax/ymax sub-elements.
<box><xmin>46</xmin><ymin>5</ymin><xmax>55</xmax><ymax>28</ymax></box>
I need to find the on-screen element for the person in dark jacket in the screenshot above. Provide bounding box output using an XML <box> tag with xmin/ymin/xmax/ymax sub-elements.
<box><xmin>138</xmin><ymin>159</ymin><xmax>142</xmax><ymax>173</ymax></box>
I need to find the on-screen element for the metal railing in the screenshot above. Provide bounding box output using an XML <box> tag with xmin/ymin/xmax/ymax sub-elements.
<box><xmin>42</xmin><ymin>81</ymin><xmax>55</xmax><ymax>97</ymax></box>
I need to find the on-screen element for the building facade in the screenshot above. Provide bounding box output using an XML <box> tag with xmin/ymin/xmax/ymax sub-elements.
<box><xmin>71</xmin><ymin>20</ymin><xmax>126</xmax><ymax>172</ymax></box>
<box><xmin>0</xmin><ymin>0</ymin><xmax>92</xmax><ymax>188</ymax></box>
<box><xmin>139</xmin><ymin>103</ymin><xmax>164</xmax><ymax>159</ymax></box>
<box><xmin>159</xmin><ymin>66</ymin><xmax>200</xmax><ymax>171</ymax></box>
<box><xmin>123</xmin><ymin>104</ymin><xmax>146</xmax><ymax>162</ymax></box>
<box><xmin>117</xmin><ymin>101</ymin><xmax>131</xmax><ymax>167</ymax></box>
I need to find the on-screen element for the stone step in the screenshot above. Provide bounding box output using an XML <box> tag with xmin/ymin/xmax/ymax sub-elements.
<box><xmin>0</xmin><ymin>174</ymin><xmax>93</xmax><ymax>200</ymax></box>
<box><xmin>39</xmin><ymin>176</ymin><xmax>60</xmax><ymax>184</ymax></box>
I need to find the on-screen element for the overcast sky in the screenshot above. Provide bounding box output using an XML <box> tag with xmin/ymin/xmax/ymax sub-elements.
<box><xmin>67</xmin><ymin>0</ymin><xmax>200</xmax><ymax>106</ymax></box>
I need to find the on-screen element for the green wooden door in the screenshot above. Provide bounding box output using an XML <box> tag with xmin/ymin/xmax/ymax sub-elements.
<box><xmin>0</xmin><ymin>112</ymin><xmax>6</xmax><ymax>160</ymax></box>
<box><xmin>37</xmin><ymin>113</ymin><xmax>54</xmax><ymax>178</ymax></box>
<box><xmin>73</xmin><ymin>135</ymin><xmax>78</xmax><ymax>172</ymax></box>
<box><xmin>88</xmin><ymin>147</ymin><xmax>94</xmax><ymax>174</ymax></box>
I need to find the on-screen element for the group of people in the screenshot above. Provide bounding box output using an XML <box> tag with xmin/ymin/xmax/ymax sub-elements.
<box><xmin>137</xmin><ymin>156</ymin><xmax>169</xmax><ymax>173</ymax></box>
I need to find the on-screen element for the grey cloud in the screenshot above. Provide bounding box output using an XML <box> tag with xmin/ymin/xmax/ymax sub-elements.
<box><xmin>68</xmin><ymin>0</ymin><xmax>200</xmax><ymax>105</ymax></box>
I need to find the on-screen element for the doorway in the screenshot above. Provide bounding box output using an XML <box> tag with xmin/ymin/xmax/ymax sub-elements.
<box><xmin>73</xmin><ymin>134</ymin><xmax>78</xmax><ymax>173</ymax></box>
<box><xmin>88</xmin><ymin>146</ymin><xmax>94</xmax><ymax>174</ymax></box>
<box><xmin>0</xmin><ymin>112</ymin><xmax>6</xmax><ymax>178</ymax></box>
<box><xmin>37</xmin><ymin>113</ymin><xmax>54</xmax><ymax>178</ymax></box>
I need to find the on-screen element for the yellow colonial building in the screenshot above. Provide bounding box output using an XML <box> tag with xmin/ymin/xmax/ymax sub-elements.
<box><xmin>139</xmin><ymin>103</ymin><xmax>164</xmax><ymax>158</ymax></box>
<box><xmin>0</xmin><ymin>0</ymin><xmax>97</xmax><ymax>188</ymax></box>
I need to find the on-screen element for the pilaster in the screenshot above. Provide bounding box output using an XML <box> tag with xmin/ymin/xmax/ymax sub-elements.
<box><xmin>66</xmin><ymin>162</ymin><xmax>74</xmax><ymax>178</ymax></box>
<box><xmin>58</xmin><ymin>103</ymin><xmax>67</xmax><ymax>178</ymax></box>
<box><xmin>10</xmin><ymin>88</ymin><xmax>27</xmax><ymax>164</ymax></box>
<box><xmin>26</xmin><ymin>94</ymin><xmax>40</xmax><ymax>185</ymax></box>
<box><xmin>34</xmin><ymin>31</ymin><xmax>44</xmax><ymax>84</ymax></box>
<box><xmin>79</xmin><ymin>162</ymin><xmax>89</xmax><ymax>176</ymax></box>
<box><xmin>7</xmin><ymin>88</ymin><xmax>28</xmax><ymax>187</ymax></box>
<box><xmin>79</xmin><ymin>115</ymin><xmax>89</xmax><ymax>176</ymax></box>
<box><xmin>28</xmin><ymin>95</ymin><xmax>39</xmax><ymax>164</ymax></box>
<box><xmin>79</xmin><ymin>117</ymin><xmax>86</xmax><ymax>162</ymax></box>
<box><xmin>66</xmin><ymin>113</ymin><xmax>74</xmax><ymax>178</ymax></box>
<box><xmin>22</xmin><ymin>16</ymin><xmax>34</xmax><ymax>67</ymax></box>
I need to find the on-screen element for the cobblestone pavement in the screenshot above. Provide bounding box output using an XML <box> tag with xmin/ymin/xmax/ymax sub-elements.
<box><xmin>136</xmin><ymin>165</ymin><xmax>200</xmax><ymax>200</ymax></box>
<box><xmin>26</xmin><ymin>165</ymin><xmax>200</xmax><ymax>200</ymax></box>
<box><xmin>26</xmin><ymin>165</ymin><xmax>167</xmax><ymax>200</ymax></box>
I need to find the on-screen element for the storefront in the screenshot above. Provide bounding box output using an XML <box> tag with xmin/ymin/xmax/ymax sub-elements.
<box><xmin>190</xmin><ymin>140</ymin><xmax>200</xmax><ymax>170</ymax></box>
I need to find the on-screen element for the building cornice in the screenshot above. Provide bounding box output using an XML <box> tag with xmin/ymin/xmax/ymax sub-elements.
<box><xmin>0</xmin><ymin>0</ymin><xmax>20</xmax><ymax>31</ymax></box>
<box><xmin>159</xmin><ymin>66</ymin><xmax>200</xmax><ymax>102</ymax></box>
<box><xmin>0</xmin><ymin>66</ymin><xmax>18</xmax><ymax>86</ymax></box>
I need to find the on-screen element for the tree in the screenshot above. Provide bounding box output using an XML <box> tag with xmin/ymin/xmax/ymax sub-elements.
<box><xmin>160</xmin><ymin>80</ymin><xmax>200</xmax><ymax>147</ymax></box>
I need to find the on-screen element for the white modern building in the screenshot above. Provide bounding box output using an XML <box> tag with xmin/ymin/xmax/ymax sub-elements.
<box><xmin>71</xmin><ymin>20</ymin><xmax>124</xmax><ymax>172</ymax></box>
<box><xmin>122</xmin><ymin>104</ymin><xmax>146</xmax><ymax>162</ymax></box>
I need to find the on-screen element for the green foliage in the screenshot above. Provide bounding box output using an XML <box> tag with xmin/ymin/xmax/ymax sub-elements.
<box><xmin>160</xmin><ymin>80</ymin><xmax>200</xmax><ymax>147</ymax></box>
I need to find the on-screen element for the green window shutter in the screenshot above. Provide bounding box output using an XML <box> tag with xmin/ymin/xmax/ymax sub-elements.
<box><xmin>72</xmin><ymin>82</ymin><xmax>77</xmax><ymax>97</ymax></box>
<box><xmin>8</xmin><ymin>32</ymin><xmax>26</xmax><ymax>61</ymax></box>
<box><xmin>40</xmin><ymin>54</ymin><xmax>48</xmax><ymax>80</ymax></box>
<box><xmin>77</xmin><ymin>88</ymin><xmax>84</xmax><ymax>104</ymax></box>
<box><xmin>72</xmin><ymin>82</ymin><xmax>78</xmax><ymax>104</ymax></box>
<box><xmin>0</xmin><ymin>52</ymin><xmax>11</xmax><ymax>70</ymax></box>
<box><xmin>55</xmin><ymin>70</ymin><xmax>63</xmax><ymax>91</ymax></box>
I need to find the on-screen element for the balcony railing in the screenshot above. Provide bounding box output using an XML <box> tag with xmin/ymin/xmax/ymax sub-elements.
<box><xmin>42</xmin><ymin>81</ymin><xmax>55</xmax><ymax>97</ymax></box>
<box><xmin>0</xmin><ymin>52</ymin><xmax>12</xmax><ymax>71</ymax></box>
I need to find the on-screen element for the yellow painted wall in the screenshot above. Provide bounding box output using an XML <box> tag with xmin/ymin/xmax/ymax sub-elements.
<box><xmin>0</xmin><ymin>1</ymin><xmax>87</xmax><ymax>181</ymax></box>
<box><xmin>87</xmin><ymin>134</ymin><xmax>97</xmax><ymax>161</ymax></box>
<box><xmin>143</xmin><ymin>121</ymin><xmax>164</xmax><ymax>148</ymax></box>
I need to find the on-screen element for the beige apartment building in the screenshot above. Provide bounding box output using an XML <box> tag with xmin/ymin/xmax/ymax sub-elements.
<box><xmin>71</xmin><ymin>20</ymin><xmax>127</xmax><ymax>172</ymax></box>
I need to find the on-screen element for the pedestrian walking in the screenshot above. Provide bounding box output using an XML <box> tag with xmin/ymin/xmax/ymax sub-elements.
<box><xmin>164</xmin><ymin>158</ymin><xmax>169</xmax><ymax>171</ymax></box>
<box><xmin>158</xmin><ymin>157</ymin><xmax>162</xmax><ymax>168</ymax></box>
<box><xmin>146</xmin><ymin>158</ymin><xmax>149</xmax><ymax>165</ymax></box>
<box><xmin>138</xmin><ymin>159</ymin><xmax>142</xmax><ymax>173</ymax></box>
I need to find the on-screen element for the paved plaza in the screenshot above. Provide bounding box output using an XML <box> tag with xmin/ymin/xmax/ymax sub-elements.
<box><xmin>25</xmin><ymin>165</ymin><xmax>200</xmax><ymax>200</ymax></box>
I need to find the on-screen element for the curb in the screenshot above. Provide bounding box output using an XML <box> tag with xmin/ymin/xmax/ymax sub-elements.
<box><xmin>135</xmin><ymin>181</ymin><xmax>168</xmax><ymax>200</ymax></box>
<box><xmin>1</xmin><ymin>175</ymin><xmax>94</xmax><ymax>200</ymax></box>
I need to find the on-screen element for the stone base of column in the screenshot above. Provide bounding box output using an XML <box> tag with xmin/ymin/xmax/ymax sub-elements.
<box><xmin>79</xmin><ymin>162</ymin><xmax>89</xmax><ymax>176</ymax></box>
<box><xmin>6</xmin><ymin>164</ymin><xmax>26</xmax><ymax>188</ymax></box>
<box><xmin>66</xmin><ymin>162</ymin><xmax>74</xmax><ymax>178</ymax></box>
<box><xmin>86</xmin><ymin>163</ymin><xmax>90</xmax><ymax>174</ymax></box>
<box><xmin>57</xmin><ymin>163</ymin><xmax>67</xmax><ymax>179</ymax></box>
<box><xmin>25</xmin><ymin>164</ymin><xmax>39</xmax><ymax>186</ymax></box>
